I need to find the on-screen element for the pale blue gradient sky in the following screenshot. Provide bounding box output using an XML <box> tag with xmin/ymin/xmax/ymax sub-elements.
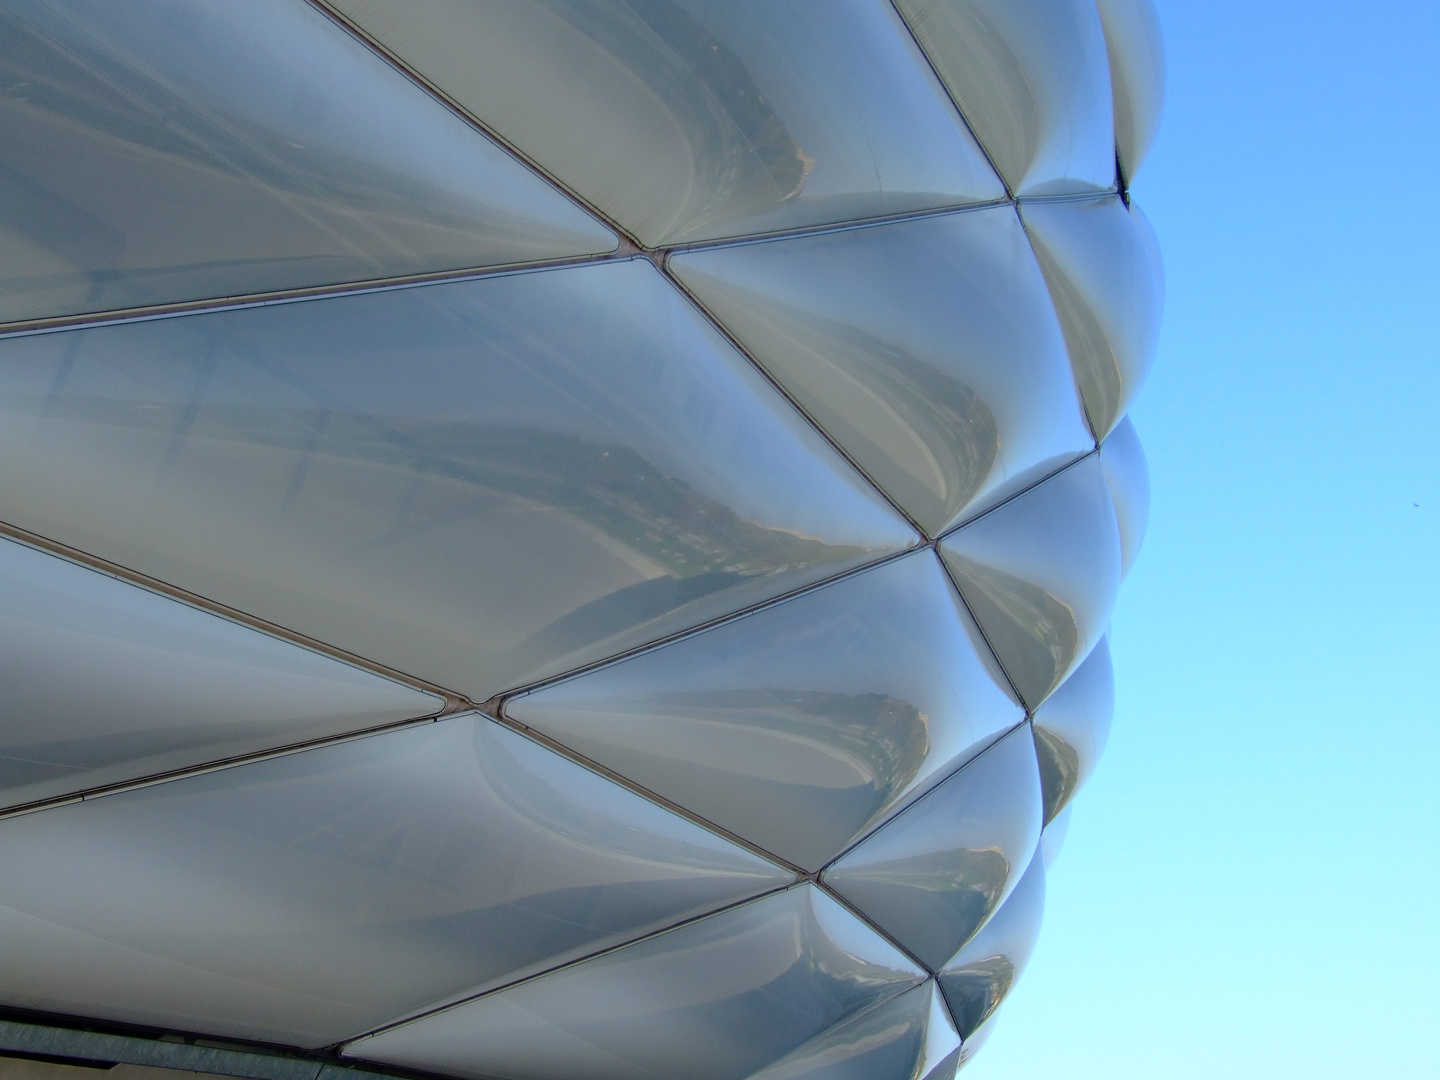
<box><xmin>965</xmin><ymin>2</ymin><xmax>1440</xmax><ymax>1076</ymax></box>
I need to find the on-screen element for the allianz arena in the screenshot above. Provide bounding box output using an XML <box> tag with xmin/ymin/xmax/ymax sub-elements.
<box><xmin>0</xmin><ymin>2</ymin><xmax>1163</xmax><ymax>1078</ymax></box>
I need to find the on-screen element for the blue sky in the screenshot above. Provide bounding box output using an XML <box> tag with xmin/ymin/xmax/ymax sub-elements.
<box><xmin>966</xmin><ymin>1</ymin><xmax>1440</xmax><ymax>1076</ymax></box>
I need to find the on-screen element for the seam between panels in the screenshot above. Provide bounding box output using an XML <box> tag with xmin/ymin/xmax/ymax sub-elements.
<box><xmin>303</xmin><ymin>0</ymin><xmax>642</xmax><ymax>251</ymax></box>
<box><xmin>0</xmin><ymin>519</ymin><xmax>468</xmax><ymax>708</ymax></box>
<box><xmin>0</xmin><ymin>250</ymin><xmax>632</xmax><ymax>339</ymax></box>
<box><xmin>661</xmin><ymin>196</ymin><xmax>1011</xmax><ymax>255</ymax></box>
<box><xmin>0</xmin><ymin>1009</ymin><xmax>449</xmax><ymax>1080</ymax></box>
<box><xmin>331</xmin><ymin>882</ymin><xmax>802</xmax><ymax>1048</ymax></box>
<box><xmin>882</xmin><ymin>0</ymin><xmax>1014</xmax><ymax>204</ymax></box>
<box><xmin>0</xmin><ymin>715</ymin><xmax>450</xmax><ymax>824</ymax></box>
<box><xmin>1015</xmin><ymin>187</ymin><xmax>1122</xmax><ymax>207</ymax></box>
<box><xmin>0</xmin><ymin>197</ymin><xmax>1012</xmax><ymax>341</ymax></box>
<box><xmin>660</xmin><ymin>264</ymin><xmax>931</xmax><ymax>540</ymax></box>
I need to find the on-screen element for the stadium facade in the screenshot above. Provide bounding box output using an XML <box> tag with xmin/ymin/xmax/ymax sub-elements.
<box><xmin>0</xmin><ymin>2</ymin><xmax>1164</xmax><ymax>1078</ymax></box>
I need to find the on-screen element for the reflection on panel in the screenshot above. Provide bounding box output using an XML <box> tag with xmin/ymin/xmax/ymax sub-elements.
<box><xmin>953</xmin><ymin>1005</ymin><xmax>1001</xmax><ymax>1068</ymax></box>
<box><xmin>939</xmin><ymin>456</ymin><xmax>1122</xmax><ymax>710</ymax></box>
<box><xmin>670</xmin><ymin>208</ymin><xmax>1092</xmax><ymax>535</ymax></box>
<box><xmin>0</xmin><ymin>0</ymin><xmax>616</xmax><ymax>325</ymax></box>
<box><xmin>1095</xmin><ymin>0</ymin><xmax>1166</xmax><ymax>180</ymax></box>
<box><xmin>747</xmin><ymin>980</ymin><xmax>960</xmax><ymax>1080</ymax></box>
<box><xmin>1031</xmin><ymin>638</ymin><xmax>1115</xmax><ymax>825</ymax></box>
<box><xmin>1041</xmin><ymin>804</ymin><xmax>1072</xmax><ymax>870</ymax></box>
<box><xmin>346</xmin><ymin>885</ymin><xmax>923</xmax><ymax>1080</ymax></box>
<box><xmin>892</xmin><ymin>0</ymin><xmax>1115</xmax><ymax>195</ymax></box>
<box><xmin>822</xmin><ymin>724</ymin><xmax>1042</xmax><ymax>972</ymax></box>
<box><xmin>0</xmin><ymin>714</ymin><xmax>791</xmax><ymax>1046</ymax></box>
<box><xmin>1020</xmin><ymin>196</ymin><xmax>1165</xmax><ymax>440</ymax></box>
<box><xmin>0</xmin><ymin>537</ymin><xmax>439</xmax><ymax>810</ymax></box>
<box><xmin>0</xmin><ymin>260</ymin><xmax>916</xmax><ymax>702</ymax></box>
<box><xmin>326</xmin><ymin>0</ymin><xmax>1003</xmax><ymax>246</ymax></box>
<box><xmin>939</xmin><ymin>849</ymin><xmax>1045</xmax><ymax>1039</ymax></box>
<box><xmin>1100</xmin><ymin>416</ymin><xmax>1151</xmax><ymax>576</ymax></box>
<box><xmin>510</xmin><ymin>551</ymin><xmax>1022</xmax><ymax>872</ymax></box>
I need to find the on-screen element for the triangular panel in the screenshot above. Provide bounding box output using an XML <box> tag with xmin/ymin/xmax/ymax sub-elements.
<box><xmin>1100</xmin><ymin>416</ymin><xmax>1151</xmax><ymax>576</ymax></box>
<box><xmin>746</xmin><ymin>980</ymin><xmax>960</xmax><ymax>1080</ymax></box>
<box><xmin>822</xmin><ymin>724</ymin><xmax>1043</xmax><ymax>971</ymax></box>
<box><xmin>0</xmin><ymin>260</ymin><xmax>917</xmax><ymax>702</ymax></box>
<box><xmin>1020</xmin><ymin>196</ymin><xmax>1165</xmax><ymax>440</ymax></box>
<box><xmin>939</xmin><ymin>456</ymin><xmax>1122</xmax><ymax>710</ymax></box>
<box><xmin>0</xmin><ymin>536</ymin><xmax>439</xmax><ymax>810</ymax></box>
<box><xmin>0</xmin><ymin>715</ymin><xmax>791</xmax><ymax>1046</ymax></box>
<box><xmin>346</xmin><ymin>885</ymin><xmax>922</xmax><ymax>1080</ymax></box>
<box><xmin>1031</xmin><ymin>638</ymin><xmax>1115</xmax><ymax>825</ymax></box>
<box><xmin>892</xmin><ymin>0</ymin><xmax>1115</xmax><ymax>195</ymax></box>
<box><xmin>0</xmin><ymin>0</ymin><xmax>616</xmax><ymax>324</ymax></box>
<box><xmin>510</xmin><ymin>551</ymin><xmax>1023</xmax><ymax>872</ymax></box>
<box><xmin>327</xmin><ymin>0</ymin><xmax>1003</xmax><ymax>246</ymax></box>
<box><xmin>939</xmin><ymin>848</ymin><xmax>1046</xmax><ymax>1039</ymax></box>
<box><xmin>670</xmin><ymin>208</ymin><xmax>1092</xmax><ymax>535</ymax></box>
<box><xmin>1095</xmin><ymin>0</ymin><xmax>1167</xmax><ymax>180</ymax></box>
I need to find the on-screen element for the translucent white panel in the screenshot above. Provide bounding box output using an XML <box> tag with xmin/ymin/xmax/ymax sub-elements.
<box><xmin>510</xmin><ymin>551</ymin><xmax>1022</xmax><ymax>872</ymax></box>
<box><xmin>747</xmin><ymin>980</ymin><xmax>960</xmax><ymax>1080</ymax></box>
<box><xmin>0</xmin><ymin>0</ymin><xmax>615</xmax><ymax>326</ymax></box>
<box><xmin>1100</xmin><ymin>416</ymin><xmax>1151</xmax><ymax>576</ymax></box>
<box><xmin>0</xmin><ymin>714</ymin><xmax>791</xmax><ymax>1046</ymax></box>
<box><xmin>0</xmin><ymin>537</ymin><xmax>439</xmax><ymax>810</ymax></box>
<box><xmin>670</xmin><ymin>209</ymin><xmax>1092</xmax><ymax>536</ymax></box>
<box><xmin>822</xmin><ymin>724</ymin><xmax>1042</xmax><ymax>972</ymax></box>
<box><xmin>1020</xmin><ymin>196</ymin><xmax>1164</xmax><ymax>440</ymax></box>
<box><xmin>938</xmin><ymin>849</ymin><xmax>1045</xmax><ymax>1039</ymax></box>
<box><xmin>939</xmin><ymin>457</ymin><xmax>1122</xmax><ymax>710</ymax></box>
<box><xmin>327</xmin><ymin>0</ymin><xmax>1004</xmax><ymax>247</ymax></box>
<box><xmin>1040</xmin><ymin>804</ymin><xmax>1072</xmax><ymax>870</ymax></box>
<box><xmin>346</xmin><ymin>885</ymin><xmax>923</xmax><ymax>1080</ymax></box>
<box><xmin>1031</xmin><ymin>637</ymin><xmax>1114</xmax><ymax>825</ymax></box>
<box><xmin>0</xmin><ymin>260</ymin><xmax>916</xmax><ymax>702</ymax></box>
<box><xmin>1094</xmin><ymin>0</ymin><xmax>1166</xmax><ymax>180</ymax></box>
<box><xmin>892</xmin><ymin>0</ymin><xmax>1115</xmax><ymax>195</ymax></box>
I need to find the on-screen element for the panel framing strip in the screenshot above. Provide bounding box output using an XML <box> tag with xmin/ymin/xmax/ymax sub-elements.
<box><xmin>0</xmin><ymin>1018</ymin><xmax>401</xmax><ymax>1080</ymax></box>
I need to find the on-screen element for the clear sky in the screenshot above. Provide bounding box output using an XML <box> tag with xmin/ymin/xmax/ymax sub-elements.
<box><xmin>965</xmin><ymin>1</ymin><xmax>1440</xmax><ymax>1076</ymax></box>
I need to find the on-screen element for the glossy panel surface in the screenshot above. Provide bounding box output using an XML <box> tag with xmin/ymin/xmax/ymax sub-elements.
<box><xmin>953</xmin><ymin>1005</ymin><xmax>1000</xmax><ymax>1068</ymax></box>
<box><xmin>939</xmin><ymin>456</ymin><xmax>1122</xmax><ymax>710</ymax></box>
<box><xmin>327</xmin><ymin>0</ymin><xmax>1003</xmax><ymax>246</ymax></box>
<box><xmin>747</xmin><ymin>980</ymin><xmax>960</xmax><ymax>1080</ymax></box>
<box><xmin>0</xmin><ymin>537</ymin><xmax>439</xmax><ymax>810</ymax></box>
<box><xmin>510</xmin><ymin>551</ymin><xmax>1022</xmax><ymax>872</ymax></box>
<box><xmin>0</xmin><ymin>261</ymin><xmax>916</xmax><ymax>701</ymax></box>
<box><xmin>893</xmin><ymin>0</ymin><xmax>1115</xmax><ymax>195</ymax></box>
<box><xmin>1100</xmin><ymin>416</ymin><xmax>1151</xmax><ymax>576</ymax></box>
<box><xmin>938</xmin><ymin>849</ymin><xmax>1045</xmax><ymax>1039</ymax></box>
<box><xmin>1040</xmin><ymin>804</ymin><xmax>1072</xmax><ymax>870</ymax></box>
<box><xmin>0</xmin><ymin>0</ymin><xmax>615</xmax><ymax>325</ymax></box>
<box><xmin>1020</xmin><ymin>197</ymin><xmax>1165</xmax><ymax>439</ymax></box>
<box><xmin>1031</xmin><ymin>637</ymin><xmax>1114</xmax><ymax>825</ymax></box>
<box><xmin>347</xmin><ymin>885</ymin><xmax>922</xmax><ymax>1080</ymax></box>
<box><xmin>0</xmin><ymin>714</ymin><xmax>790</xmax><ymax>1046</ymax></box>
<box><xmin>822</xmin><ymin>724</ymin><xmax>1043</xmax><ymax>971</ymax></box>
<box><xmin>670</xmin><ymin>208</ymin><xmax>1092</xmax><ymax>535</ymax></box>
<box><xmin>1095</xmin><ymin>0</ymin><xmax>1166</xmax><ymax>179</ymax></box>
